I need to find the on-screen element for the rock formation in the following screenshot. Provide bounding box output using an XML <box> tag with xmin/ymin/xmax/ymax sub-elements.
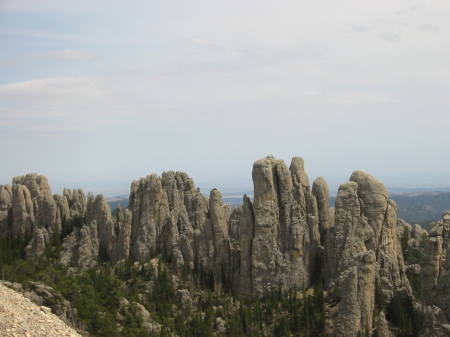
<box><xmin>250</xmin><ymin>155</ymin><xmax>320</xmax><ymax>294</ymax></box>
<box><xmin>334</xmin><ymin>251</ymin><xmax>376</xmax><ymax>336</ymax></box>
<box><xmin>324</xmin><ymin>170</ymin><xmax>411</xmax><ymax>335</ymax></box>
<box><xmin>312</xmin><ymin>176</ymin><xmax>331</xmax><ymax>244</ymax></box>
<box><xmin>0</xmin><ymin>184</ymin><xmax>12</xmax><ymax>234</ymax></box>
<box><xmin>420</xmin><ymin>211</ymin><xmax>450</xmax><ymax>335</ymax></box>
<box><xmin>4</xmin><ymin>155</ymin><xmax>450</xmax><ymax>336</ymax></box>
<box><xmin>1</xmin><ymin>280</ymin><xmax>88</xmax><ymax>335</ymax></box>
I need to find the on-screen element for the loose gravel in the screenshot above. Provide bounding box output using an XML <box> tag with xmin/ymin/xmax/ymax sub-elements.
<box><xmin>0</xmin><ymin>283</ymin><xmax>82</xmax><ymax>337</ymax></box>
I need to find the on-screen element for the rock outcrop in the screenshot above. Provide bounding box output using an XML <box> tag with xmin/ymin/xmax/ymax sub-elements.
<box><xmin>312</xmin><ymin>176</ymin><xmax>332</xmax><ymax>244</ymax></box>
<box><xmin>0</xmin><ymin>184</ymin><xmax>12</xmax><ymax>234</ymax></box>
<box><xmin>60</xmin><ymin>219</ymin><xmax>99</xmax><ymax>270</ymax></box>
<box><xmin>5</xmin><ymin>155</ymin><xmax>450</xmax><ymax>336</ymax></box>
<box><xmin>1</xmin><ymin>281</ymin><xmax>88</xmax><ymax>335</ymax></box>
<box><xmin>324</xmin><ymin>170</ymin><xmax>411</xmax><ymax>335</ymax></box>
<box><xmin>421</xmin><ymin>211</ymin><xmax>450</xmax><ymax>333</ymax></box>
<box><xmin>334</xmin><ymin>250</ymin><xmax>376</xmax><ymax>336</ymax></box>
<box><xmin>250</xmin><ymin>156</ymin><xmax>320</xmax><ymax>294</ymax></box>
<box><xmin>0</xmin><ymin>174</ymin><xmax>91</xmax><ymax>263</ymax></box>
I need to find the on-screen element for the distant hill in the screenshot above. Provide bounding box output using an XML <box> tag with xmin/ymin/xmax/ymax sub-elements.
<box><xmin>106</xmin><ymin>196</ymin><xmax>129</xmax><ymax>216</ymax></box>
<box><xmin>328</xmin><ymin>191</ymin><xmax>450</xmax><ymax>231</ymax></box>
<box><xmin>389</xmin><ymin>191</ymin><xmax>450</xmax><ymax>229</ymax></box>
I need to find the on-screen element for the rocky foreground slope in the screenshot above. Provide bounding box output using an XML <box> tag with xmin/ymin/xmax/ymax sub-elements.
<box><xmin>0</xmin><ymin>282</ymin><xmax>81</xmax><ymax>337</ymax></box>
<box><xmin>1</xmin><ymin>155</ymin><xmax>450</xmax><ymax>336</ymax></box>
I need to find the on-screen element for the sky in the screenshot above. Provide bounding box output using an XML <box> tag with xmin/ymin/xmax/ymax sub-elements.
<box><xmin>1</xmin><ymin>1</ymin><xmax>449</xmax><ymax>197</ymax></box>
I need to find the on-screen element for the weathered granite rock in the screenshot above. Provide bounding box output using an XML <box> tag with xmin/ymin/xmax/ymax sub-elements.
<box><xmin>53</xmin><ymin>194</ymin><xmax>71</xmax><ymax>227</ymax></box>
<box><xmin>53</xmin><ymin>188</ymin><xmax>87</xmax><ymax>229</ymax></box>
<box><xmin>0</xmin><ymin>184</ymin><xmax>12</xmax><ymax>209</ymax></box>
<box><xmin>375</xmin><ymin>311</ymin><xmax>392</xmax><ymax>337</ymax></box>
<box><xmin>229</xmin><ymin>205</ymin><xmax>243</xmax><ymax>242</ymax></box>
<box><xmin>12</xmin><ymin>174</ymin><xmax>57</xmax><ymax>234</ymax></box>
<box><xmin>324</xmin><ymin>171</ymin><xmax>410</xmax><ymax>334</ymax></box>
<box><xmin>421</xmin><ymin>211</ymin><xmax>450</xmax><ymax>321</ymax></box>
<box><xmin>177</xmin><ymin>288</ymin><xmax>192</xmax><ymax>310</ymax></box>
<box><xmin>334</xmin><ymin>250</ymin><xmax>376</xmax><ymax>336</ymax></box>
<box><xmin>111</xmin><ymin>205</ymin><xmax>132</xmax><ymax>265</ymax></box>
<box><xmin>11</xmin><ymin>183</ymin><xmax>35</xmax><ymax>237</ymax></box>
<box><xmin>128</xmin><ymin>171</ymin><xmax>208</xmax><ymax>263</ymax></box>
<box><xmin>129</xmin><ymin>174</ymin><xmax>167</xmax><ymax>259</ymax></box>
<box><xmin>324</xmin><ymin>181</ymin><xmax>374</xmax><ymax>284</ymax></box>
<box><xmin>350</xmin><ymin>171</ymin><xmax>410</xmax><ymax>301</ymax></box>
<box><xmin>0</xmin><ymin>184</ymin><xmax>12</xmax><ymax>234</ymax></box>
<box><xmin>239</xmin><ymin>195</ymin><xmax>254</xmax><ymax>296</ymax></box>
<box><xmin>312</xmin><ymin>177</ymin><xmax>332</xmax><ymax>244</ymax></box>
<box><xmin>209</xmin><ymin>189</ymin><xmax>231</xmax><ymax>291</ymax></box>
<box><xmin>419</xmin><ymin>305</ymin><xmax>450</xmax><ymax>337</ymax></box>
<box><xmin>412</xmin><ymin>224</ymin><xmax>428</xmax><ymax>243</ymax></box>
<box><xmin>349</xmin><ymin>171</ymin><xmax>388</xmax><ymax>248</ymax></box>
<box><xmin>1</xmin><ymin>280</ymin><xmax>89</xmax><ymax>334</ymax></box>
<box><xmin>63</xmin><ymin>188</ymin><xmax>87</xmax><ymax>217</ymax></box>
<box><xmin>60</xmin><ymin>220</ymin><xmax>99</xmax><ymax>270</ymax></box>
<box><xmin>25</xmin><ymin>227</ymin><xmax>49</xmax><ymax>263</ymax></box>
<box><xmin>250</xmin><ymin>155</ymin><xmax>320</xmax><ymax>295</ymax></box>
<box><xmin>86</xmin><ymin>193</ymin><xmax>116</xmax><ymax>261</ymax></box>
<box><xmin>117</xmin><ymin>298</ymin><xmax>162</xmax><ymax>335</ymax></box>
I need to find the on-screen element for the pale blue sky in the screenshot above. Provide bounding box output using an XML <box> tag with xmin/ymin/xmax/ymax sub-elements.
<box><xmin>1</xmin><ymin>1</ymin><xmax>449</xmax><ymax>196</ymax></box>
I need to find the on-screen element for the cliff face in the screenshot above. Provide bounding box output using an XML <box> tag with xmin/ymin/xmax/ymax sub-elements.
<box><xmin>323</xmin><ymin>171</ymin><xmax>411</xmax><ymax>336</ymax></box>
<box><xmin>419</xmin><ymin>211</ymin><xmax>450</xmax><ymax>335</ymax></box>
<box><xmin>250</xmin><ymin>156</ymin><xmax>320</xmax><ymax>294</ymax></box>
<box><xmin>2</xmin><ymin>155</ymin><xmax>448</xmax><ymax>335</ymax></box>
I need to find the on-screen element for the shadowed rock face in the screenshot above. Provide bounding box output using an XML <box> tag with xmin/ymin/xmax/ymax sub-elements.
<box><xmin>421</xmin><ymin>211</ymin><xmax>450</xmax><ymax>333</ymax></box>
<box><xmin>312</xmin><ymin>176</ymin><xmax>331</xmax><ymax>244</ymax></box>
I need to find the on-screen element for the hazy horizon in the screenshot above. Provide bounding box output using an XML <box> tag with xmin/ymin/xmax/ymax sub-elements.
<box><xmin>2</xmin><ymin>165</ymin><xmax>450</xmax><ymax>199</ymax></box>
<box><xmin>1</xmin><ymin>1</ymin><xmax>449</xmax><ymax>193</ymax></box>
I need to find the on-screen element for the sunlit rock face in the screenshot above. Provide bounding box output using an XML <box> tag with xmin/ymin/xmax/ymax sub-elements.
<box><xmin>323</xmin><ymin>170</ymin><xmax>411</xmax><ymax>335</ymax></box>
<box><xmin>249</xmin><ymin>155</ymin><xmax>320</xmax><ymax>295</ymax></box>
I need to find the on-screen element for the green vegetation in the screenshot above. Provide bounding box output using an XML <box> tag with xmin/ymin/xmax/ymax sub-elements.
<box><xmin>386</xmin><ymin>294</ymin><xmax>423</xmax><ymax>337</ymax></box>
<box><xmin>399</xmin><ymin>226</ymin><xmax>424</xmax><ymax>302</ymax></box>
<box><xmin>0</xmin><ymin>222</ymin><xmax>329</xmax><ymax>337</ymax></box>
<box><xmin>3</xmin><ymin>209</ymin><xmax>432</xmax><ymax>337</ymax></box>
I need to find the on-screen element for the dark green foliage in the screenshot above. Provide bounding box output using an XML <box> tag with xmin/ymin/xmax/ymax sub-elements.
<box><xmin>0</xmin><ymin>211</ymin><xmax>423</xmax><ymax>337</ymax></box>
<box><xmin>0</xmin><ymin>258</ymin><xmax>41</xmax><ymax>284</ymax></box>
<box><xmin>407</xmin><ymin>273</ymin><xmax>422</xmax><ymax>301</ymax></box>
<box><xmin>60</xmin><ymin>213</ymin><xmax>85</xmax><ymax>240</ymax></box>
<box><xmin>386</xmin><ymin>294</ymin><xmax>423</xmax><ymax>337</ymax></box>
<box><xmin>0</xmin><ymin>228</ymin><xmax>32</xmax><ymax>266</ymax></box>
<box><xmin>148</xmin><ymin>263</ymin><xmax>176</xmax><ymax>320</ymax></box>
<box><xmin>44</xmin><ymin>227</ymin><xmax>62</xmax><ymax>261</ymax></box>
<box><xmin>403</xmin><ymin>246</ymin><xmax>423</xmax><ymax>266</ymax></box>
<box><xmin>401</xmin><ymin>226</ymin><xmax>411</xmax><ymax>257</ymax></box>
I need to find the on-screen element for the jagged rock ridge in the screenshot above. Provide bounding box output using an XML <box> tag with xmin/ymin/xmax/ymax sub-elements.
<box><xmin>3</xmin><ymin>155</ymin><xmax>450</xmax><ymax>336</ymax></box>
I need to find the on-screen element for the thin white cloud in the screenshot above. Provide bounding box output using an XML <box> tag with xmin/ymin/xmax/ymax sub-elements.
<box><xmin>421</xmin><ymin>23</ymin><xmax>438</xmax><ymax>32</ymax></box>
<box><xmin>23</xmin><ymin>29</ymin><xmax>81</xmax><ymax>42</ymax></box>
<box><xmin>35</xmin><ymin>49</ymin><xmax>95</xmax><ymax>62</ymax></box>
<box><xmin>0</xmin><ymin>76</ymin><xmax>107</xmax><ymax>101</ymax></box>
<box><xmin>382</xmin><ymin>31</ymin><xmax>401</xmax><ymax>42</ymax></box>
<box><xmin>0</xmin><ymin>76</ymin><xmax>116</xmax><ymax>135</ymax></box>
<box><xmin>301</xmin><ymin>93</ymin><xmax>391</xmax><ymax>106</ymax></box>
<box><xmin>351</xmin><ymin>24</ymin><xmax>369</xmax><ymax>34</ymax></box>
<box><xmin>191</xmin><ymin>37</ymin><xmax>209</xmax><ymax>47</ymax></box>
